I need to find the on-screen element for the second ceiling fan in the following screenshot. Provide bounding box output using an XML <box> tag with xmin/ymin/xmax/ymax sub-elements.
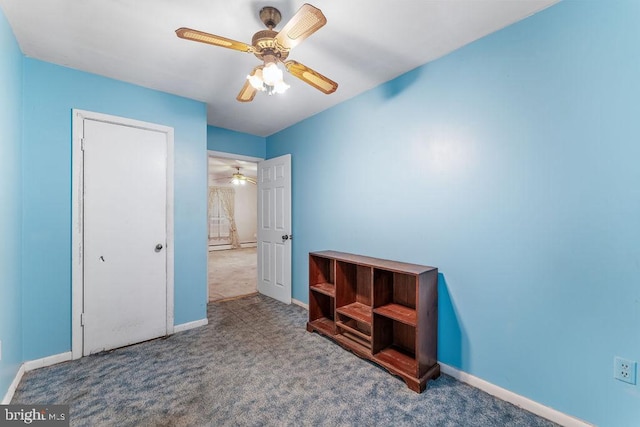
<box><xmin>213</xmin><ymin>167</ymin><xmax>256</xmax><ymax>186</ymax></box>
<box><xmin>176</xmin><ymin>3</ymin><xmax>338</xmax><ymax>102</ymax></box>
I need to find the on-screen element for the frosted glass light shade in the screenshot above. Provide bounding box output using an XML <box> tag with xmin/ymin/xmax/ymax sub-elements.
<box><xmin>248</xmin><ymin>68</ymin><xmax>264</xmax><ymax>90</ymax></box>
<box><xmin>274</xmin><ymin>80</ymin><xmax>290</xmax><ymax>94</ymax></box>
<box><xmin>262</xmin><ymin>62</ymin><xmax>282</xmax><ymax>86</ymax></box>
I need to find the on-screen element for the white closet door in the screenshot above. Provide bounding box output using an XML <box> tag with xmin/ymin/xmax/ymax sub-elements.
<box><xmin>83</xmin><ymin>119</ymin><xmax>168</xmax><ymax>355</ymax></box>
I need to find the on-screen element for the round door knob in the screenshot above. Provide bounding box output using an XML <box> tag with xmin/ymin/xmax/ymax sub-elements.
<box><xmin>282</xmin><ymin>235</ymin><xmax>289</xmax><ymax>241</ymax></box>
<box><xmin>155</xmin><ymin>244</ymin><xmax>163</xmax><ymax>251</ymax></box>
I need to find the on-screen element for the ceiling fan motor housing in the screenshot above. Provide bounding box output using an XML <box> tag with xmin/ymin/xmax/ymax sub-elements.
<box><xmin>259</xmin><ymin>6</ymin><xmax>282</xmax><ymax>29</ymax></box>
<box><xmin>251</xmin><ymin>30</ymin><xmax>289</xmax><ymax>61</ymax></box>
<box><xmin>253</xmin><ymin>6</ymin><xmax>290</xmax><ymax>61</ymax></box>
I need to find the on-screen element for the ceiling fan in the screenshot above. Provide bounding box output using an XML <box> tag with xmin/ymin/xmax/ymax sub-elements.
<box><xmin>176</xmin><ymin>3</ymin><xmax>338</xmax><ymax>102</ymax></box>
<box><xmin>214</xmin><ymin>167</ymin><xmax>257</xmax><ymax>186</ymax></box>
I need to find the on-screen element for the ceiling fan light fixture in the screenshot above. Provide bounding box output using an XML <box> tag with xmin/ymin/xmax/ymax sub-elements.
<box><xmin>246</xmin><ymin>61</ymin><xmax>289</xmax><ymax>95</ymax></box>
<box><xmin>232</xmin><ymin>168</ymin><xmax>249</xmax><ymax>186</ymax></box>
<box><xmin>262</xmin><ymin>62</ymin><xmax>282</xmax><ymax>86</ymax></box>
<box><xmin>274</xmin><ymin>79</ymin><xmax>290</xmax><ymax>94</ymax></box>
<box><xmin>248</xmin><ymin>68</ymin><xmax>264</xmax><ymax>90</ymax></box>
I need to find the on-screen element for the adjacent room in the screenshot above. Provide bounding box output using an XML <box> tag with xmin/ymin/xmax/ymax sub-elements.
<box><xmin>1</xmin><ymin>1</ymin><xmax>638</xmax><ymax>426</ymax></box>
<box><xmin>207</xmin><ymin>155</ymin><xmax>258</xmax><ymax>302</ymax></box>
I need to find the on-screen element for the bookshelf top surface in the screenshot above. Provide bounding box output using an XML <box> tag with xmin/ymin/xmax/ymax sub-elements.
<box><xmin>310</xmin><ymin>251</ymin><xmax>436</xmax><ymax>275</ymax></box>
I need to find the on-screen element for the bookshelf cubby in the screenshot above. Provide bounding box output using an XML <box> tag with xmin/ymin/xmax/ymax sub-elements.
<box><xmin>308</xmin><ymin>254</ymin><xmax>336</xmax><ymax>335</ymax></box>
<box><xmin>306</xmin><ymin>251</ymin><xmax>439</xmax><ymax>392</ymax></box>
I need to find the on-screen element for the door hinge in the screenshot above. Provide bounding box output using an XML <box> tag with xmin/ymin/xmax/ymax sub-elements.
<box><xmin>81</xmin><ymin>138</ymin><xmax>85</xmax><ymax>151</ymax></box>
<box><xmin>80</xmin><ymin>313</ymin><xmax>85</xmax><ymax>326</ymax></box>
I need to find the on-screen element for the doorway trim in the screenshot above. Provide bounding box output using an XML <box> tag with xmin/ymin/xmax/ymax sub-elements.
<box><xmin>207</xmin><ymin>150</ymin><xmax>263</xmax><ymax>162</ymax></box>
<box><xmin>71</xmin><ymin>109</ymin><xmax>175</xmax><ymax>360</ymax></box>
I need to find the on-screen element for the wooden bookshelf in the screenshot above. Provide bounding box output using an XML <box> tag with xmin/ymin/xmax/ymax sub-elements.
<box><xmin>306</xmin><ymin>251</ymin><xmax>439</xmax><ymax>393</ymax></box>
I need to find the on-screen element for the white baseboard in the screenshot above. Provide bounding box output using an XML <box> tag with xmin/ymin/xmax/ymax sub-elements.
<box><xmin>1</xmin><ymin>364</ymin><xmax>25</xmax><ymax>404</ymax></box>
<box><xmin>292</xmin><ymin>297</ymin><xmax>588</xmax><ymax>425</ymax></box>
<box><xmin>439</xmin><ymin>363</ymin><xmax>592</xmax><ymax>427</ymax></box>
<box><xmin>3</xmin><ymin>321</ymin><xmax>587</xmax><ymax>427</ymax></box>
<box><xmin>23</xmin><ymin>352</ymin><xmax>72</xmax><ymax>372</ymax></box>
<box><xmin>174</xmin><ymin>318</ymin><xmax>208</xmax><ymax>333</ymax></box>
<box><xmin>208</xmin><ymin>242</ymin><xmax>257</xmax><ymax>251</ymax></box>
<box><xmin>292</xmin><ymin>298</ymin><xmax>308</xmax><ymax>310</ymax></box>
<box><xmin>2</xmin><ymin>351</ymin><xmax>72</xmax><ymax>404</ymax></box>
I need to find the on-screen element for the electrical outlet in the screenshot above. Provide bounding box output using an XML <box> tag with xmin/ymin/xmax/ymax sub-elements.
<box><xmin>614</xmin><ymin>357</ymin><xmax>637</xmax><ymax>384</ymax></box>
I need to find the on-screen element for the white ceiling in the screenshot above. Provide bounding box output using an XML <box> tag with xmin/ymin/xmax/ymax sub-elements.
<box><xmin>0</xmin><ymin>0</ymin><xmax>558</xmax><ymax>137</ymax></box>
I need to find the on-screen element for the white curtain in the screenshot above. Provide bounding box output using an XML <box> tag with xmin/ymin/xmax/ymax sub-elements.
<box><xmin>208</xmin><ymin>188</ymin><xmax>225</xmax><ymax>241</ymax></box>
<box><xmin>209</xmin><ymin>187</ymin><xmax>240</xmax><ymax>249</ymax></box>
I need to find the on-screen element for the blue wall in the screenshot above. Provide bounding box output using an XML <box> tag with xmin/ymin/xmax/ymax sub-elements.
<box><xmin>21</xmin><ymin>59</ymin><xmax>208</xmax><ymax>360</ymax></box>
<box><xmin>207</xmin><ymin>126</ymin><xmax>266</xmax><ymax>158</ymax></box>
<box><xmin>0</xmin><ymin>7</ymin><xmax>24</xmax><ymax>399</ymax></box>
<box><xmin>267</xmin><ymin>1</ymin><xmax>640</xmax><ymax>425</ymax></box>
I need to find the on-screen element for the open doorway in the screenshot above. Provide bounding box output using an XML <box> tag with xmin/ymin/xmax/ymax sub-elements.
<box><xmin>207</xmin><ymin>153</ymin><xmax>259</xmax><ymax>302</ymax></box>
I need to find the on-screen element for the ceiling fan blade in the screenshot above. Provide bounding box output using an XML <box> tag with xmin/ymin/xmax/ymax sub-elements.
<box><xmin>274</xmin><ymin>4</ymin><xmax>327</xmax><ymax>51</ymax></box>
<box><xmin>237</xmin><ymin>80</ymin><xmax>257</xmax><ymax>103</ymax></box>
<box><xmin>176</xmin><ymin>27</ymin><xmax>254</xmax><ymax>53</ymax></box>
<box><xmin>246</xmin><ymin>177</ymin><xmax>257</xmax><ymax>185</ymax></box>
<box><xmin>284</xmin><ymin>60</ymin><xmax>338</xmax><ymax>94</ymax></box>
<box><xmin>236</xmin><ymin>67</ymin><xmax>261</xmax><ymax>102</ymax></box>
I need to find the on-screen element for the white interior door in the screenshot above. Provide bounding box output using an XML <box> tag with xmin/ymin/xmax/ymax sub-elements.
<box><xmin>257</xmin><ymin>154</ymin><xmax>291</xmax><ymax>304</ymax></box>
<box><xmin>82</xmin><ymin>119</ymin><xmax>168</xmax><ymax>355</ymax></box>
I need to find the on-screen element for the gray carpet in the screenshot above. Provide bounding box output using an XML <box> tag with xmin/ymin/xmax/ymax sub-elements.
<box><xmin>12</xmin><ymin>295</ymin><xmax>557</xmax><ymax>426</ymax></box>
